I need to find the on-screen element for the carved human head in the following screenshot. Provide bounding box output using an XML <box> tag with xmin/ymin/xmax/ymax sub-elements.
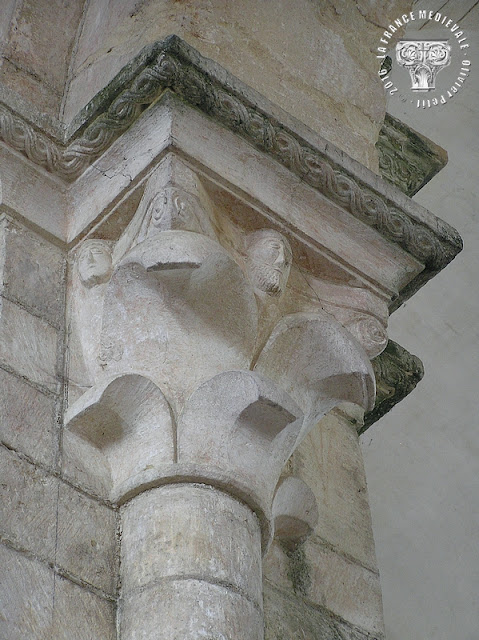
<box><xmin>246</xmin><ymin>229</ymin><xmax>292</xmax><ymax>296</ymax></box>
<box><xmin>77</xmin><ymin>239</ymin><xmax>113</xmax><ymax>288</ymax></box>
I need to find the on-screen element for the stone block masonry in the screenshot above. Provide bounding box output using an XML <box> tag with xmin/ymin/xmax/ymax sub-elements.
<box><xmin>0</xmin><ymin>215</ymin><xmax>118</xmax><ymax>640</ymax></box>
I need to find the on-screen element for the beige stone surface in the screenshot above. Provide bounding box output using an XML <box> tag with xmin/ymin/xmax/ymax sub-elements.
<box><xmin>56</xmin><ymin>483</ymin><xmax>118</xmax><ymax>596</ymax></box>
<box><xmin>61</xmin><ymin>430</ymin><xmax>112</xmax><ymax>500</ymax></box>
<box><xmin>263</xmin><ymin>581</ymin><xmax>378</xmax><ymax>640</ymax></box>
<box><xmin>294</xmin><ymin>410</ymin><xmax>378</xmax><ymax>570</ymax></box>
<box><xmin>51</xmin><ymin>576</ymin><xmax>116</xmax><ymax>640</ymax></box>
<box><xmin>0</xmin><ymin>544</ymin><xmax>117</xmax><ymax>640</ymax></box>
<box><xmin>0</xmin><ymin>367</ymin><xmax>57</xmax><ymax>467</ymax></box>
<box><xmin>304</xmin><ymin>538</ymin><xmax>384</xmax><ymax>637</ymax></box>
<box><xmin>0</xmin><ymin>0</ymin><xmax>16</xmax><ymax>49</ymax></box>
<box><xmin>0</xmin><ymin>151</ymin><xmax>68</xmax><ymax>242</ymax></box>
<box><xmin>264</xmin><ymin>536</ymin><xmax>383</xmax><ymax>637</ymax></box>
<box><xmin>0</xmin><ymin>297</ymin><xmax>59</xmax><ymax>392</ymax></box>
<box><xmin>0</xmin><ymin>217</ymin><xmax>65</xmax><ymax>327</ymax></box>
<box><xmin>0</xmin><ymin>544</ymin><xmax>55</xmax><ymax>640</ymax></box>
<box><xmin>5</xmin><ymin>0</ymin><xmax>83</xmax><ymax>92</ymax></box>
<box><xmin>0</xmin><ymin>0</ymin><xmax>85</xmax><ymax>117</ymax></box>
<box><xmin>120</xmin><ymin>578</ymin><xmax>263</xmax><ymax>640</ymax></box>
<box><xmin>0</xmin><ymin>447</ymin><xmax>57</xmax><ymax>561</ymax></box>
<box><xmin>0</xmin><ymin>57</ymin><xmax>61</xmax><ymax>116</ymax></box>
<box><xmin>121</xmin><ymin>484</ymin><xmax>262</xmax><ymax>604</ymax></box>
<box><xmin>254</xmin><ymin>313</ymin><xmax>375</xmax><ymax>429</ymax></box>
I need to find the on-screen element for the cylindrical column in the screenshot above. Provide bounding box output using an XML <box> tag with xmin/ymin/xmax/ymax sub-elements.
<box><xmin>119</xmin><ymin>483</ymin><xmax>264</xmax><ymax>639</ymax></box>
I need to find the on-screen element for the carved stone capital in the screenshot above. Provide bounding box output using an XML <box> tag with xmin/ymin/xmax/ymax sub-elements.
<box><xmin>396</xmin><ymin>40</ymin><xmax>451</xmax><ymax>92</ymax></box>
<box><xmin>66</xmin><ymin>234</ymin><xmax>375</xmax><ymax>538</ymax></box>
<box><xmin>65</xmin><ymin>160</ymin><xmax>376</xmax><ymax>545</ymax></box>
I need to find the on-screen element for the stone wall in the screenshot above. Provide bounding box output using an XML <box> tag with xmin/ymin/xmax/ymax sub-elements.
<box><xmin>264</xmin><ymin>408</ymin><xmax>384</xmax><ymax>639</ymax></box>
<box><xmin>0</xmin><ymin>0</ymin><xmax>413</xmax><ymax>170</ymax></box>
<box><xmin>0</xmin><ymin>216</ymin><xmax>117</xmax><ymax>639</ymax></box>
<box><xmin>0</xmin><ymin>0</ymin><xmax>85</xmax><ymax>117</ymax></box>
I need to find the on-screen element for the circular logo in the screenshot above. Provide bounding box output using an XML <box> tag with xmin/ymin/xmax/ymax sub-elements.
<box><xmin>376</xmin><ymin>9</ymin><xmax>472</xmax><ymax>109</ymax></box>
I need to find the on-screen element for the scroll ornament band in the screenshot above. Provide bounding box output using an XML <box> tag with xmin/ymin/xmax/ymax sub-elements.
<box><xmin>0</xmin><ymin>38</ymin><xmax>461</xmax><ymax>272</ymax></box>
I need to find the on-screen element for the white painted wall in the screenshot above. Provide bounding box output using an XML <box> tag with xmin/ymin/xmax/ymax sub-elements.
<box><xmin>361</xmin><ymin>2</ymin><xmax>479</xmax><ymax>639</ymax></box>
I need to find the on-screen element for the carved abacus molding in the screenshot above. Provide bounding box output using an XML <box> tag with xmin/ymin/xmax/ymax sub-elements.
<box><xmin>362</xmin><ymin>339</ymin><xmax>425</xmax><ymax>433</ymax></box>
<box><xmin>0</xmin><ymin>36</ymin><xmax>461</xmax><ymax>278</ymax></box>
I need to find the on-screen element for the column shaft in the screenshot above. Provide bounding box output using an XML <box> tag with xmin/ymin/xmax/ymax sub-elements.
<box><xmin>119</xmin><ymin>483</ymin><xmax>264</xmax><ymax>639</ymax></box>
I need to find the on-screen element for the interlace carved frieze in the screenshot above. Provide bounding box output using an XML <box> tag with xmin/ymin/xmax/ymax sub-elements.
<box><xmin>0</xmin><ymin>104</ymin><xmax>65</xmax><ymax>174</ymax></box>
<box><xmin>361</xmin><ymin>339</ymin><xmax>424</xmax><ymax>433</ymax></box>
<box><xmin>377</xmin><ymin>113</ymin><xmax>448</xmax><ymax>198</ymax></box>
<box><xmin>0</xmin><ymin>38</ymin><xmax>460</xmax><ymax>275</ymax></box>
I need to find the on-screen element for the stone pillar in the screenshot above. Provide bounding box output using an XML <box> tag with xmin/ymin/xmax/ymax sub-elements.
<box><xmin>62</xmin><ymin>152</ymin><xmax>383</xmax><ymax>638</ymax></box>
<box><xmin>120</xmin><ymin>484</ymin><xmax>263</xmax><ymax>639</ymax></box>
<box><xmin>0</xmin><ymin>22</ymin><xmax>461</xmax><ymax>639</ymax></box>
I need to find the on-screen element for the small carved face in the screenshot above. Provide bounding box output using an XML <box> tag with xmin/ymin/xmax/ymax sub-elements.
<box><xmin>147</xmin><ymin>189</ymin><xmax>184</xmax><ymax>231</ymax></box>
<box><xmin>247</xmin><ymin>229</ymin><xmax>292</xmax><ymax>296</ymax></box>
<box><xmin>142</xmin><ymin>187</ymin><xmax>214</xmax><ymax>238</ymax></box>
<box><xmin>77</xmin><ymin>240</ymin><xmax>113</xmax><ymax>288</ymax></box>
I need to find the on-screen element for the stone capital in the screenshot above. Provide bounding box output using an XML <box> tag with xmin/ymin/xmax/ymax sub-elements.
<box><xmin>54</xmin><ymin>41</ymin><xmax>461</xmax><ymax>558</ymax></box>
<box><xmin>396</xmin><ymin>40</ymin><xmax>451</xmax><ymax>91</ymax></box>
<box><xmin>64</xmin><ymin>166</ymin><xmax>377</xmax><ymax>542</ymax></box>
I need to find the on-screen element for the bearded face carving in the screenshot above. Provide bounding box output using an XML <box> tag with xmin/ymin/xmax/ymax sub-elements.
<box><xmin>246</xmin><ymin>229</ymin><xmax>292</xmax><ymax>296</ymax></box>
